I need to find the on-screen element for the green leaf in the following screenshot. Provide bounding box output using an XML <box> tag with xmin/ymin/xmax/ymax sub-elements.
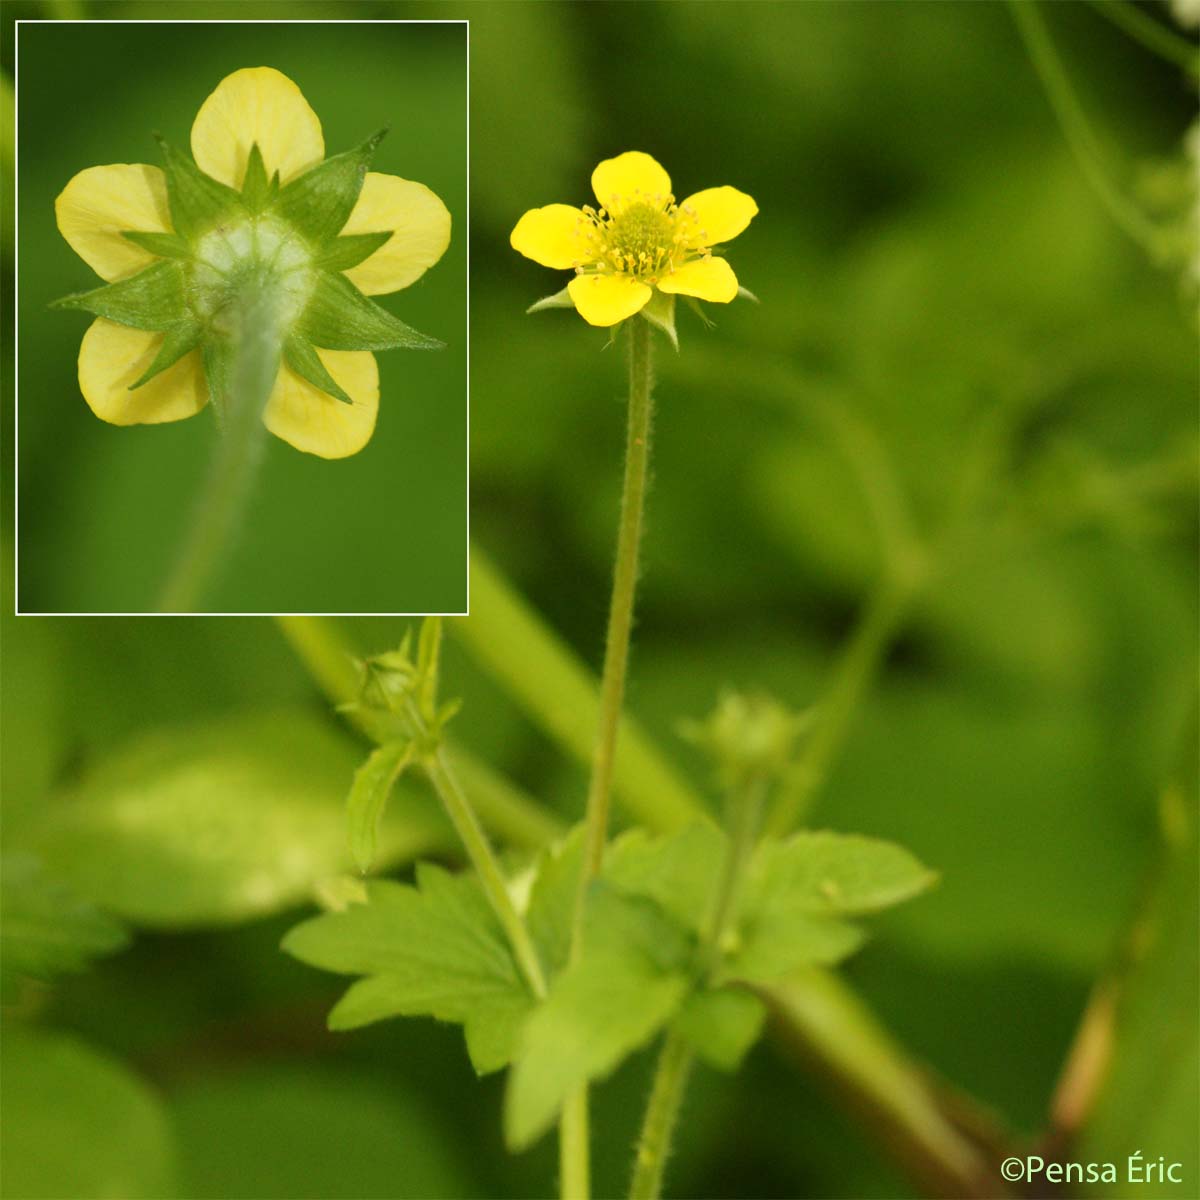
<box><xmin>346</xmin><ymin>740</ymin><xmax>415</xmax><ymax>874</ymax></box>
<box><xmin>283</xmin><ymin>334</ymin><xmax>353</xmax><ymax>405</ymax></box>
<box><xmin>121</xmin><ymin>230</ymin><xmax>191</xmax><ymax>259</ymax></box>
<box><xmin>283</xmin><ymin>863</ymin><xmax>535</xmax><ymax>1075</ymax></box>
<box><xmin>51</xmin><ymin>260</ymin><xmax>188</xmax><ymax>331</ymax></box>
<box><xmin>603</xmin><ymin>819</ymin><xmax>726</xmax><ymax>935</ymax></box>
<box><xmin>317</xmin><ymin>231</ymin><xmax>393</xmax><ymax>273</ymax></box>
<box><xmin>129</xmin><ymin>321</ymin><xmax>204</xmax><ymax>389</ymax></box>
<box><xmin>274</xmin><ymin>130</ymin><xmax>385</xmax><ymax>244</ymax></box>
<box><xmin>725</xmin><ymin>912</ymin><xmax>865</xmax><ymax>983</ymax></box>
<box><xmin>640</xmin><ymin>289</ymin><xmax>678</xmax><ymax>350</ymax></box>
<box><xmin>748</xmin><ymin>831</ymin><xmax>938</xmax><ymax>917</ymax></box>
<box><xmin>239</xmin><ymin>142</ymin><xmax>271</xmax><ymax>213</ymax></box>
<box><xmin>298</xmin><ymin>272</ymin><xmax>443</xmax><ymax>352</ymax></box>
<box><xmin>0</xmin><ymin>1027</ymin><xmax>175</xmax><ymax>1199</ymax></box>
<box><xmin>526</xmin><ymin>285</ymin><xmax>575</xmax><ymax>314</ymax></box>
<box><xmin>721</xmin><ymin>832</ymin><xmax>935</xmax><ymax>982</ymax></box>
<box><xmin>24</xmin><ymin>710</ymin><xmax>451</xmax><ymax>927</ymax></box>
<box><xmin>526</xmin><ymin>825</ymin><xmax>585</xmax><ymax>975</ymax></box>
<box><xmin>503</xmin><ymin>883</ymin><xmax>693</xmax><ymax>1149</ymax></box>
<box><xmin>156</xmin><ymin>136</ymin><xmax>243</xmax><ymax>239</ymax></box>
<box><xmin>674</xmin><ymin>986</ymin><xmax>765</xmax><ymax>1071</ymax></box>
<box><xmin>0</xmin><ymin>853</ymin><xmax>128</xmax><ymax>1000</ymax></box>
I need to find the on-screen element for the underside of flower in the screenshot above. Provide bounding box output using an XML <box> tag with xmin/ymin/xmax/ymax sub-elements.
<box><xmin>52</xmin><ymin>66</ymin><xmax>452</xmax><ymax>458</ymax></box>
<box><xmin>191</xmin><ymin>216</ymin><xmax>316</xmax><ymax>332</ymax></box>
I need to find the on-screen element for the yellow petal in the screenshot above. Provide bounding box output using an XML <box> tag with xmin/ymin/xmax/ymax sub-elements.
<box><xmin>341</xmin><ymin>172</ymin><xmax>452</xmax><ymax>295</ymax></box>
<box><xmin>510</xmin><ymin>204</ymin><xmax>590</xmax><ymax>270</ymax></box>
<box><xmin>656</xmin><ymin>257</ymin><xmax>739</xmax><ymax>303</ymax></box>
<box><xmin>78</xmin><ymin>321</ymin><xmax>207</xmax><ymax>425</ymax></box>
<box><xmin>591</xmin><ymin>152</ymin><xmax>671</xmax><ymax>214</ymax></box>
<box><xmin>190</xmin><ymin>66</ymin><xmax>323</xmax><ymax>188</ymax></box>
<box><xmin>55</xmin><ymin>164</ymin><xmax>172</xmax><ymax>281</ymax></box>
<box><xmin>567</xmin><ymin>274</ymin><xmax>652</xmax><ymax>326</ymax></box>
<box><xmin>263</xmin><ymin>349</ymin><xmax>378</xmax><ymax>459</ymax></box>
<box><xmin>677</xmin><ymin>186</ymin><xmax>758</xmax><ymax>248</ymax></box>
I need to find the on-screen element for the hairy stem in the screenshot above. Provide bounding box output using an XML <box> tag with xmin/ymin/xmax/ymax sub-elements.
<box><xmin>631</xmin><ymin>774</ymin><xmax>767</xmax><ymax>1199</ymax></box>
<box><xmin>578</xmin><ymin>314</ymin><xmax>656</xmax><ymax>885</ymax></box>
<box><xmin>422</xmin><ymin>746</ymin><xmax>547</xmax><ymax>1000</ymax></box>
<box><xmin>157</xmin><ymin>280</ymin><xmax>279</xmax><ymax>611</ymax></box>
<box><xmin>628</xmin><ymin>1030</ymin><xmax>693</xmax><ymax>1200</ymax></box>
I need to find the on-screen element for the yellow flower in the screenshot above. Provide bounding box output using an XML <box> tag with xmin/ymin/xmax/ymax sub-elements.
<box><xmin>510</xmin><ymin>150</ymin><xmax>757</xmax><ymax>328</ymax></box>
<box><xmin>55</xmin><ymin>67</ymin><xmax>451</xmax><ymax>458</ymax></box>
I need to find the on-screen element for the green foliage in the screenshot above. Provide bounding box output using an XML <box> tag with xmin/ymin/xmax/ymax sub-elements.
<box><xmin>674</xmin><ymin>986</ymin><xmax>766</xmax><ymax>1071</ymax></box>
<box><xmin>0</xmin><ymin>853</ymin><xmax>128</xmax><ymax>1000</ymax></box>
<box><xmin>503</xmin><ymin>884</ymin><xmax>693</xmax><ymax>1150</ymax></box>
<box><xmin>20</xmin><ymin>710</ymin><xmax>451</xmax><ymax>927</ymax></box>
<box><xmin>346</xmin><ymin>740</ymin><xmax>417</xmax><ymax>873</ymax></box>
<box><xmin>283</xmin><ymin>863</ymin><xmax>535</xmax><ymax>1074</ymax></box>
<box><xmin>0</xmin><ymin>1027</ymin><xmax>175</xmax><ymax>1200</ymax></box>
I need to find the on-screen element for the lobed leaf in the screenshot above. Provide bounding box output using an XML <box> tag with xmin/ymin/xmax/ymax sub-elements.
<box><xmin>503</xmin><ymin>882</ymin><xmax>693</xmax><ymax>1149</ymax></box>
<box><xmin>283</xmin><ymin>864</ymin><xmax>535</xmax><ymax>1075</ymax></box>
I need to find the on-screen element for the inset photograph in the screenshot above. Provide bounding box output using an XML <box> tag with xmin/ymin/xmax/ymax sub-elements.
<box><xmin>16</xmin><ymin>19</ymin><xmax>467</xmax><ymax>614</ymax></box>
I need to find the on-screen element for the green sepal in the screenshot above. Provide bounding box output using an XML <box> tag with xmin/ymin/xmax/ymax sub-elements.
<box><xmin>737</xmin><ymin>284</ymin><xmax>760</xmax><ymax>304</ymax></box>
<box><xmin>240</xmin><ymin>142</ymin><xmax>272</xmax><ymax>214</ymax></box>
<box><xmin>120</xmin><ymin>230</ymin><xmax>191</xmax><ymax>259</ymax></box>
<box><xmin>684</xmin><ymin>295</ymin><xmax>715</xmax><ymax>328</ymax></box>
<box><xmin>526</xmin><ymin>285</ymin><xmax>574</xmax><ymax>314</ymax></box>
<box><xmin>156</xmin><ymin>135</ymin><xmax>243</xmax><ymax>239</ymax></box>
<box><xmin>129</xmin><ymin>322</ymin><xmax>204</xmax><ymax>390</ymax></box>
<box><xmin>298</xmin><ymin>272</ymin><xmax>443</xmax><ymax>351</ymax></box>
<box><xmin>639</xmin><ymin>290</ymin><xmax>678</xmax><ymax>350</ymax></box>
<box><xmin>346</xmin><ymin>740</ymin><xmax>416</xmax><ymax>875</ymax></box>
<box><xmin>50</xmin><ymin>260</ymin><xmax>188</xmax><ymax>331</ymax></box>
<box><xmin>274</xmin><ymin>130</ymin><xmax>386</xmax><ymax>245</ymax></box>
<box><xmin>317</xmin><ymin>231</ymin><xmax>393</xmax><ymax>273</ymax></box>
<box><xmin>283</xmin><ymin>333</ymin><xmax>353</xmax><ymax>405</ymax></box>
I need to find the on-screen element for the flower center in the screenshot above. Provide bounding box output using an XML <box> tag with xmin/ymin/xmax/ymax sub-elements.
<box><xmin>575</xmin><ymin>198</ymin><xmax>689</xmax><ymax>282</ymax></box>
<box><xmin>190</xmin><ymin>215</ymin><xmax>315</xmax><ymax>332</ymax></box>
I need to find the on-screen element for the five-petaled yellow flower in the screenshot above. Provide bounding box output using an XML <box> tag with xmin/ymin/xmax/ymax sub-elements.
<box><xmin>510</xmin><ymin>150</ymin><xmax>757</xmax><ymax>327</ymax></box>
<box><xmin>55</xmin><ymin>67</ymin><xmax>451</xmax><ymax>458</ymax></box>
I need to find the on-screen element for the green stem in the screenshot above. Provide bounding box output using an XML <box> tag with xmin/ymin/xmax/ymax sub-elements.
<box><xmin>422</xmin><ymin>746</ymin><xmax>547</xmax><ymax>1000</ymax></box>
<box><xmin>157</xmin><ymin>281</ymin><xmax>279</xmax><ymax>611</ymax></box>
<box><xmin>1085</xmin><ymin>0</ymin><xmax>1200</xmax><ymax>79</ymax></box>
<box><xmin>631</xmin><ymin>774</ymin><xmax>766</xmax><ymax>1200</ymax></box>
<box><xmin>558</xmin><ymin>1090</ymin><xmax>591</xmax><ymax>1200</ymax></box>
<box><xmin>578</xmin><ymin>314</ymin><xmax>655</xmax><ymax>885</ymax></box>
<box><xmin>561</xmin><ymin>316</ymin><xmax>655</xmax><ymax>1200</ymax></box>
<box><xmin>1008</xmin><ymin>0</ymin><xmax>1165</xmax><ymax>258</ymax></box>
<box><xmin>628</xmin><ymin>1030</ymin><xmax>693</xmax><ymax>1200</ymax></box>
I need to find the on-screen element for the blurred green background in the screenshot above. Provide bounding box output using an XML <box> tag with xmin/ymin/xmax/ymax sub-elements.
<box><xmin>15</xmin><ymin>17</ymin><xmax>467</xmax><ymax>612</ymax></box>
<box><xmin>2</xmin><ymin>1</ymin><xmax>1198</xmax><ymax>1198</ymax></box>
